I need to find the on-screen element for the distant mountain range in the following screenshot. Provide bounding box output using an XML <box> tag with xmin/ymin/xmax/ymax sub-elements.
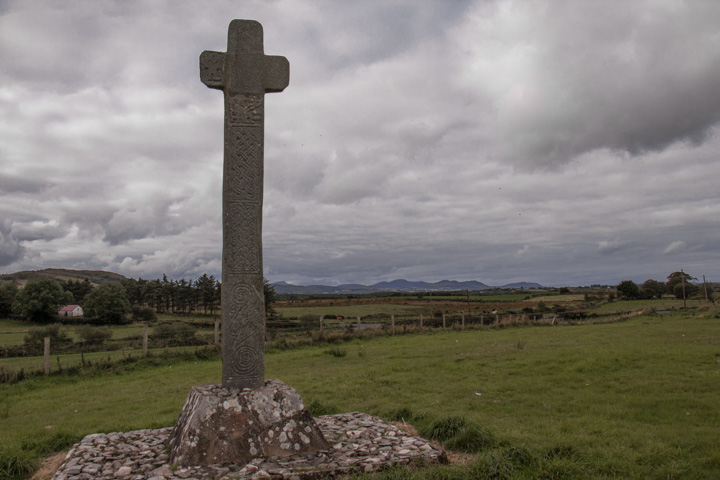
<box><xmin>1</xmin><ymin>269</ymin><xmax>544</xmax><ymax>294</ymax></box>
<box><xmin>272</xmin><ymin>279</ymin><xmax>544</xmax><ymax>294</ymax></box>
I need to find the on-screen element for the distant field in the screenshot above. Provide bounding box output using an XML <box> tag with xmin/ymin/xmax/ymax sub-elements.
<box><xmin>532</xmin><ymin>294</ymin><xmax>586</xmax><ymax>302</ymax></box>
<box><xmin>276</xmin><ymin>303</ymin><xmax>427</xmax><ymax>319</ymax></box>
<box><xmin>590</xmin><ymin>298</ymin><xmax>705</xmax><ymax>314</ymax></box>
<box><xmin>412</xmin><ymin>293</ymin><xmax>535</xmax><ymax>302</ymax></box>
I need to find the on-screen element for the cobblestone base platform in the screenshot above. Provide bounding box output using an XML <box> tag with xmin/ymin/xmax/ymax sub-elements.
<box><xmin>51</xmin><ymin>412</ymin><xmax>447</xmax><ymax>479</ymax></box>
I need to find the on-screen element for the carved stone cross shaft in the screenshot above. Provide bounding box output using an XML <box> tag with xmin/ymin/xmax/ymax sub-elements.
<box><xmin>200</xmin><ymin>19</ymin><xmax>289</xmax><ymax>390</ymax></box>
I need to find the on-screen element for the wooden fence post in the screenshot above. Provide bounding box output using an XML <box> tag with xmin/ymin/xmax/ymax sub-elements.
<box><xmin>442</xmin><ymin>313</ymin><xmax>446</xmax><ymax>329</ymax></box>
<box><xmin>356</xmin><ymin>316</ymin><xmax>361</xmax><ymax>330</ymax></box>
<box><xmin>461</xmin><ymin>312</ymin><xmax>465</xmax><ymax>331</ymax></box>
<box><xmin>44</xmin><ymin>337</ymin><xmax>50</xmax><ymax>375</ymax></box>
<box><xmin>495</xmin><ymin>314</ymin><xmax>499</xmax><ymax>326</ymax></box>
<box><xmin>142</xmin><ymin>324</ymin><xmax>148</xmax><ymax>358</ymax></box>
<box><xmin>319</xmin><ymin>315</ymin><xmax>324</xmax><ymax>334</ymax></box>
<box><xmin>391</xmin><ymin>314</ymin><xmax>395</xmax><ymax>335</ymax></box>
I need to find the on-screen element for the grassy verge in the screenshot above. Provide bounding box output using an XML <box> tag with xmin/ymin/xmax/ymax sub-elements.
<box><xmin>1</xmin><ymin>310</ymin><xmax>719</xmax><ymax>478</ymax></box>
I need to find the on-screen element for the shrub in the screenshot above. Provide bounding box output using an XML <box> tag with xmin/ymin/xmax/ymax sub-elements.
<box><xmin>24</xmin><ymin>324</ymin><xmax>70</xmax><ymax>346</ymax></box>
<box><xmin>151</xmin><ymin>322</ymin><xmax>197</xmax><ymax>345</ymax></box>
<box><xmin>76</xmin><ymin>325</ymin><xmax>112</xmax><ymax>346</ymax></box>
<box><xmin>131</xmin><ymin>305</ymin><xmax>158</xmax><ymax>322</ymax></box>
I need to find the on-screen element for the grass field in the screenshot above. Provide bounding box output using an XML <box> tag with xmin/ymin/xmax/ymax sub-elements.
<box><xmin>1</xmin><ymin>307</ymin><xmax>719</xmax><ymax>479</ymax></box>
<box><xmin>590</xmin><ymin>298</ymin><xmax>706</xmax><ymax>314</ymax></box>
<box><xmin>275</xmin><ymin>303</ymin><xmax>428</xmax><ymax>319</ymax></box>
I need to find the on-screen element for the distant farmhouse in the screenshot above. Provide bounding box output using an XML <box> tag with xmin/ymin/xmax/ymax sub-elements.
<box><xmin>58</xmin><ymin>304</ymin><xmax>83</xmax><ymax>317</ymax></box>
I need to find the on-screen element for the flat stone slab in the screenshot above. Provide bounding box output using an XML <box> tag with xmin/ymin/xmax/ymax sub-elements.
<box><xmin>51</xmin><ymin>412</ymin><xmax>447</xmax><ymax>479</ymax></box>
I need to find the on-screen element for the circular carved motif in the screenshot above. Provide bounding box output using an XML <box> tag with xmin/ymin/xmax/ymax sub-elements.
<box><xmin>230</xmin><ymin>340</ymin><xmax>261</xmax><ymax>378</ymax></box>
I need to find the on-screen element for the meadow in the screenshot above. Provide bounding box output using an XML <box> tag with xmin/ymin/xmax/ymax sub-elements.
<box><xmin>1</xmin><ymin>304</ymin><xmax>719</xmax><ymax>479</ymax></box>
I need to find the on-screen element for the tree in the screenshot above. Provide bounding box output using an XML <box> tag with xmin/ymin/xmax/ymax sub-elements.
<box><xmin>0</xmin><ymin>282</ymin><xmax>19</xmax><ymax>317</ymax></box>
<box><xmin>616</xmin><ymin>280</ymin><xmax>640</xmax><ymax>299</ymax></box>
<box><xmin>264</xmin><ymin>278</ymin><xmax>278</xmax><ymax>320</ymax></box>
<box><xmin>673</xmin><ymin>282</ymin><xmax>699</xmax><ymax>300</ymax></box>
<box><xmin>196</xmin><ymin>273</ymin><xmax>217</xmax><ymax>315</ymax></box>
<box><xmin>83</xmin><ymin>282</ymin><xmax>131</xmax><ymax>324</ymax></box>
<box><xmin>640</xmin><ymin>279</ymin><xmax>665</xmax><ymax>299</ymax></box>
<box><xmin>62</xmin><ymin>279</ymin><xmax>94</xmax><ymax>305</ymax></box>
<box><xmin>12</xmin><ymin>278</ymin><xmax>73</xmax><ymax>322</ymax></box>
<box><xmin>666</xmin><ymin>271</ymin><xmax>696</xmax><ymax>296</ymax></box>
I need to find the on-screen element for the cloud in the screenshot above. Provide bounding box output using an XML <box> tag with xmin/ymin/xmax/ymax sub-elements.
<box><xmin>662</xmin><ymin>241</ymin><xmax>686</xmax><ymax>255</ymax></box>
<box><xmin>458</xmin><ymin>0</ymin><xmax>720</xmax><ymax>167</ymax></box>
<box><xmin>0</xmin><ymin>0</ymin><xmax>718</xmax><ymax>287</ymax></box>
<box><xmin>0</xmin><ymin>221</ymin><xmax>24</xmax><ymax>267</ymax></box>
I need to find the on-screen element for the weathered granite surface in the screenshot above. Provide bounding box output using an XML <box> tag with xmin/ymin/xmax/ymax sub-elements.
<box><xmin>51</xmin><ymin>412</ymin><xmax>446</xmax><ymax>479</ymax></box>
<box><xmin>201</xmin><ymin>19</ymin><xmax>290</xmax><ymax>391</ymax></box>
<box><xmin>168</xmin><ymin>381</ymin><xmax>329</xmax><ymax>466</ymax></box>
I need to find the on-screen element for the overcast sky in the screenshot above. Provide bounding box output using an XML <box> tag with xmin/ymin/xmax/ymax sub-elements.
<box><xmin>1</xmin><ymin>0</ymin><xmax>719</xmax><ymax>287</ymax></box>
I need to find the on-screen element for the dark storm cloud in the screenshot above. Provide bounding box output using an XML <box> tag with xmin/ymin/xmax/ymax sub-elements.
<box><xmin>0</xmin><ymin>221</ymin><xmax>24</xmax><ymax>267</ymax></box>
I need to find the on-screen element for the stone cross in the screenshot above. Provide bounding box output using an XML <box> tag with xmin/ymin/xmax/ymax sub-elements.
<box><xmin>200</xmin><ymin>19</ymin><xmax>289</xmax><ymax>390</ymax></box>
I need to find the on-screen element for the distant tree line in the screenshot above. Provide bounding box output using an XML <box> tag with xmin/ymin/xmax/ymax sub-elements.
<box><xmin>616</xmin><ymin>271</ymin><xmax>713</xmax><ymax>301</ymax></box>
<box><xmin>0</xmin><ymin>273</ymin><xmax>279</xmax><ymax>325</ymax></box>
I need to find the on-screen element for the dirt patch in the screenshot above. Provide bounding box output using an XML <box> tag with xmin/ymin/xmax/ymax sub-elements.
<box><xmin>31</xmin><ymin>451</ymin><xmax>66</xmax><ymax>480</ymax></box>
<box><xmin>445</xmin><ymin>451</ymin><xmax>477</xmax><ymax>466</ymax></box>
<box><xmin>389</xmin><ymin>420</ymin><xmax>419</xmax><ymax>437</ymax></box>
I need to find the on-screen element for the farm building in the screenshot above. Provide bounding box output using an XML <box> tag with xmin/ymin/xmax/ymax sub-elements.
<box><xmin>58</xmin><ymin>304</ymin><xmax>84</xmax><ymax>317</ymax></box>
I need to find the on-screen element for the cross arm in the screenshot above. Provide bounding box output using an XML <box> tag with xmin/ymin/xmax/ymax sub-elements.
<box><xmin>200</xmin><ymin>50</ymin><xmax>226</xmax><ymax>90</ymax></box>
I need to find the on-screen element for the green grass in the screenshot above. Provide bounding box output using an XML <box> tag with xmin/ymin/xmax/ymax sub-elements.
<box><xmin>2</xmin><ymin>310</ymin><xmax>719</xmax><ymax>478</ymax></box>
<box><xmin>419</xmin><ymin>294</ymin><xmax>534</xmax><ymax>302</ymax></box>
<box><xmin>276</xmin><ymin>303</ymin><xmax>427</xmax><ymax>319</ymax></box>
<box><xmin>532</xmin><ymin>294</ymin><xmax>586</xmax><ymax>302</ymax></box>
<box><xmin>589</xmin><ymin>298</ymin><xmax>705</xmax><ymax>314</ymax></box>
<box><xmin>0</xmin><ymin>345</ymin><xmax>208</xmax><ymax>373</ymax></box>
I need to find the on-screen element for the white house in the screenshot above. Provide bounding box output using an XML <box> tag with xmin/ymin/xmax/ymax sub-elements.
<box><xmin>58</xmin><ymin>304</ymin><xmax>84</xmax><ymax>317</ymax></box>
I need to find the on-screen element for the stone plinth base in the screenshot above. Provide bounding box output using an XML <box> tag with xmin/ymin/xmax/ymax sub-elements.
<box><xmin>168</xmin><ymin>380</ymin><xmax>329</xmax><ymax>467</ymax></box>
<box><xmin>51</xmin><ymin>413</ymin><xmax>447</xmax><ymax>480</ymax></box>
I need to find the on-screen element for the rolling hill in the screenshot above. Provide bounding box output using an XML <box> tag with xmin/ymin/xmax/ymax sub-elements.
<box><xmin>0</xmin><ymin>268</ymin><xmax>127</xmax><ymax>286</ymax></box>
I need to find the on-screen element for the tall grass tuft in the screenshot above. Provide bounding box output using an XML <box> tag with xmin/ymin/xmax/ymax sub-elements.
<box><xmin>325</xmin><ymin>346</ymin><xmax>347</xmax><ymax>357</ymax></box>
<box><xmin>423</xmin><ymin>415</ymin><xmax>469</xmax><ymax>442</ymax></box>
<box><xmin>0</xmin><ymin>444</ymin><xmax>37</xmax><ymax>479</ymax></box>
<box><xmin>444</xmin><ymin>424</ymin><xmax>498</xmax><ymax>453</ymax></box>
<box><xmin>307</xmin><ymin>400</ymin><xmax>339</xmax><ymax>417</ymax></box>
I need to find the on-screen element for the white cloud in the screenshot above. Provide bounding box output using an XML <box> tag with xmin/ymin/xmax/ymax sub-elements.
<box><xmin>663</xmin><ymin>241</ymin><xmax>687</xmax><ymax>255</ymax></box>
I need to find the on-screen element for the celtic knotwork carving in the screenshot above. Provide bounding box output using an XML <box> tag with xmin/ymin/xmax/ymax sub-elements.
<box><xmin>224</xmin><ymin>203</ymin><xmax>262</xmax><ymax>274</ymax></box>
<box><xmin>225</xmin><ymin>127</ymin><xmax>263</xmax><ymax>201</ymax></box>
